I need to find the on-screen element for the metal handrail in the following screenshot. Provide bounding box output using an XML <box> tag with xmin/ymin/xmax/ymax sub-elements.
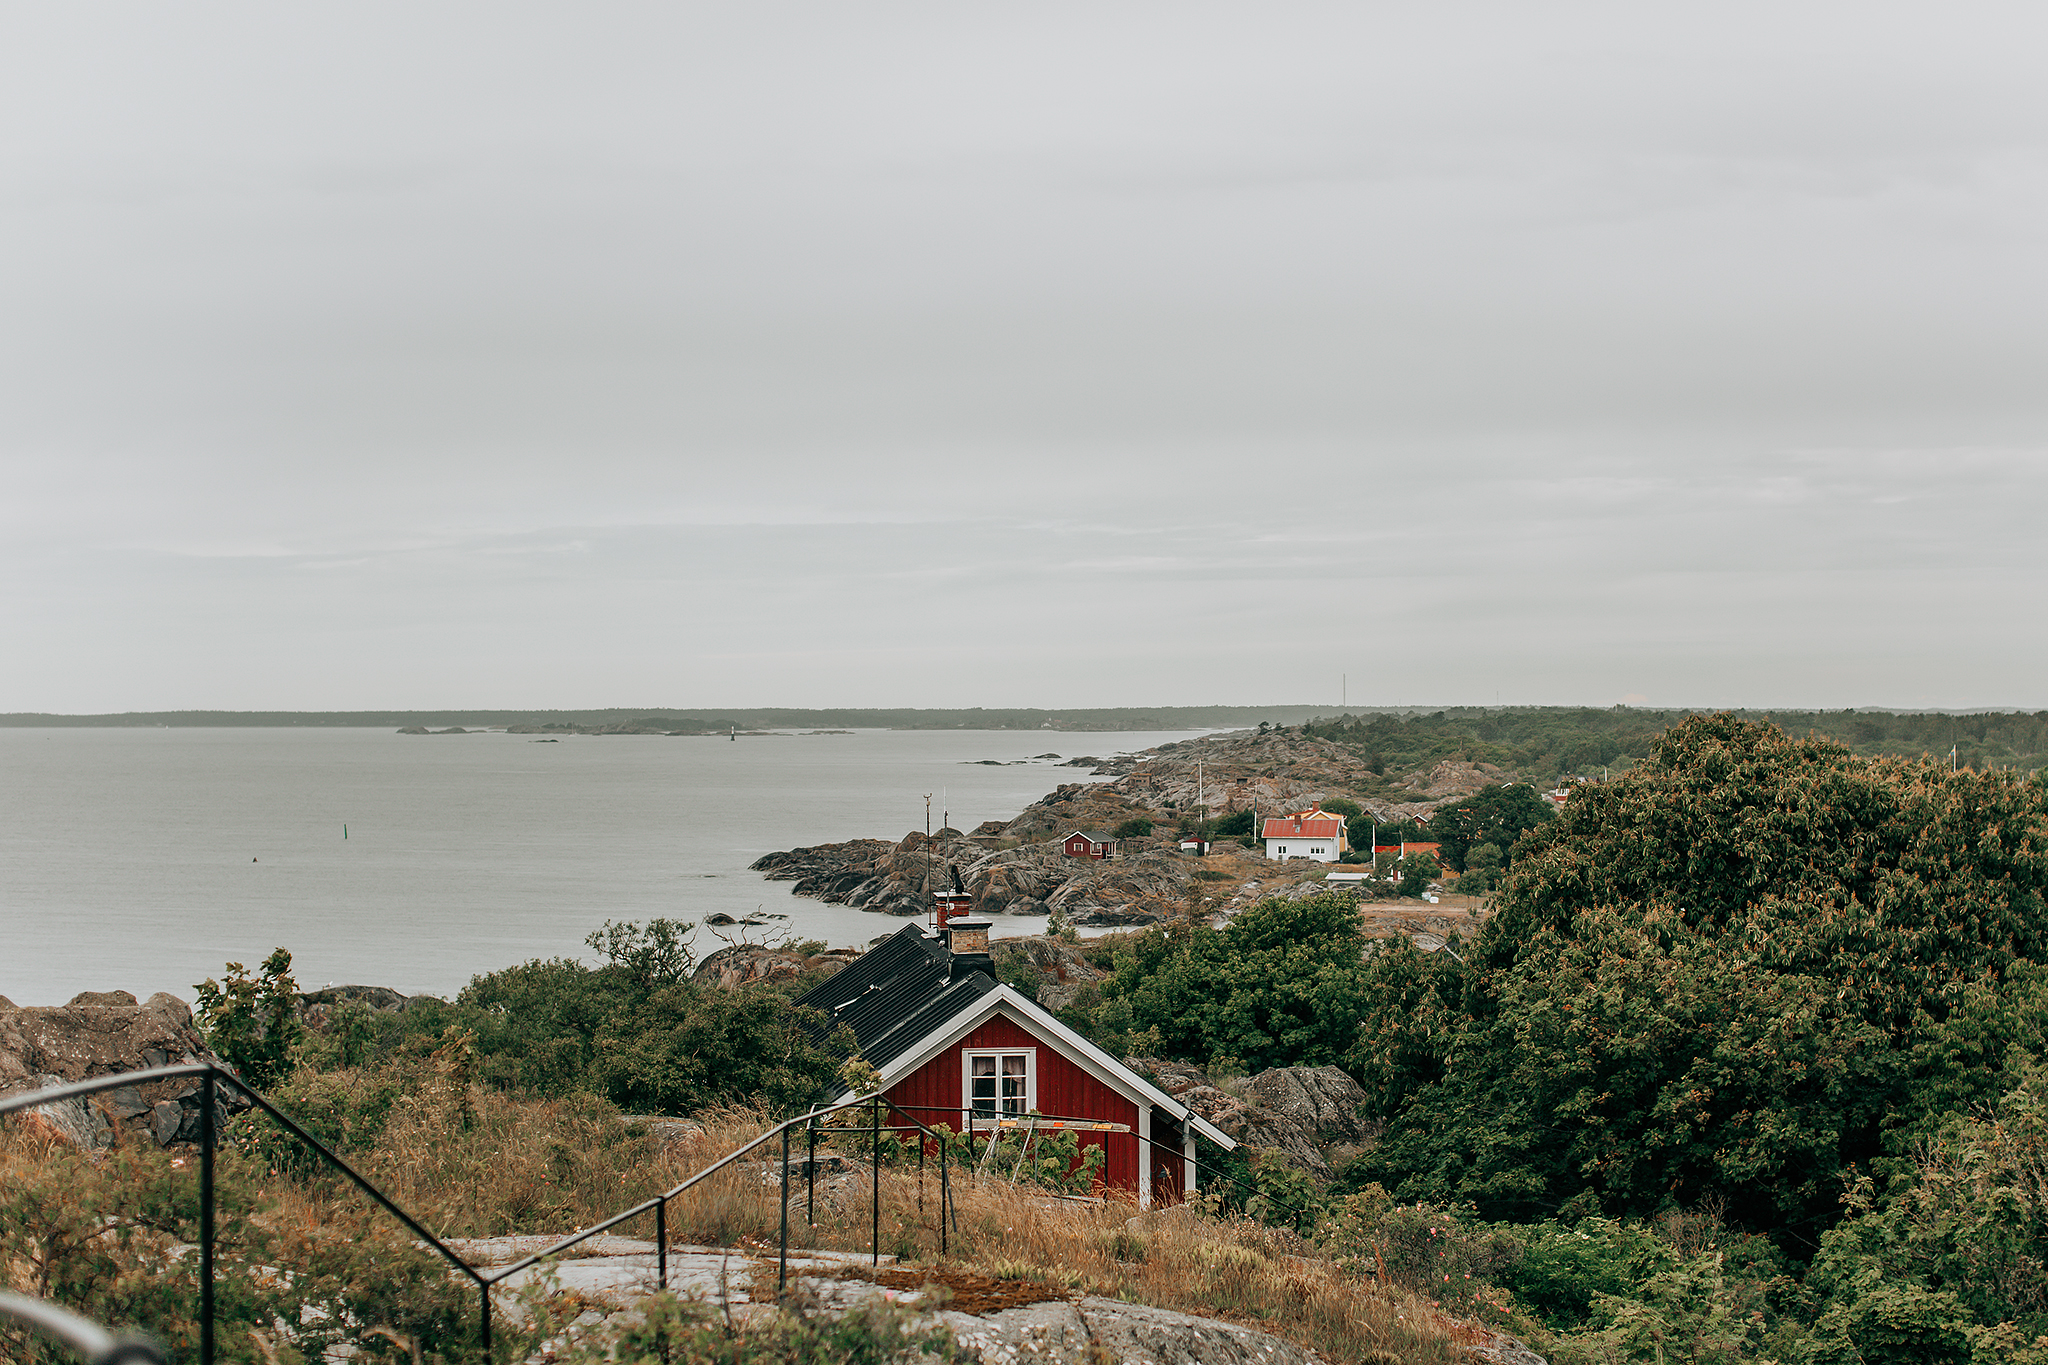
<box><xmin>0</xmin><ymin>1072</ymin><xmax>960</xmax><ymax>1363</ymax></box>
<box><xmin>0</xmin><ymin>1291</ymin><xmax>168</xmax><ymax>1365</ymax></box>
<box><xmin>2</xmin><ymin>1069</ymin><xmax>1319</xmax><ymax>1363</ymax></box>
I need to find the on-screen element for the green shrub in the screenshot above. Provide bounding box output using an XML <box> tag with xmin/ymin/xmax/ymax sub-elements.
<box><xmin>194</xmin><ymin>948</ymin><xmax>303</xmax><ymax>1088</ymax></box>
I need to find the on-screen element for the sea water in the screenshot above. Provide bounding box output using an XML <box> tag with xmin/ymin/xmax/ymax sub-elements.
<box><xmin>0</xmin><ymin>726</ymin><xmax>1199</xmax><ymax>1007</ymax></box>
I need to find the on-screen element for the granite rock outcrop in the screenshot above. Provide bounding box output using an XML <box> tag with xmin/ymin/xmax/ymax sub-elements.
<box><xmin>0</xmin><ymin>990</ymin><xmax>233</xmax><ymax>1150</ymax></box>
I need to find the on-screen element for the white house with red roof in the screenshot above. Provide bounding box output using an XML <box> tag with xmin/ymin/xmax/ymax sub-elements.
<box><xmin>1261</xmin><ymin>803</ymin><xmax>1348</xmax><ymax>862</ymax></box>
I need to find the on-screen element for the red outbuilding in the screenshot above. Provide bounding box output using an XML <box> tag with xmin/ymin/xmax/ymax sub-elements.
<box><xmin>793</xmin><ymin>918</ymin><xmax>1235</xmax><ymax>1206</ymax></box>
<box><xmin>1059</xmin><ymin>831</ymin><xmax>1115</xmax><ymax>860</ymax></box>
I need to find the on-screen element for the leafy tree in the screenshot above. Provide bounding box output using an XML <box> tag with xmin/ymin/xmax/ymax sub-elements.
<box><xmin>1113</xmin><ymin>816</ymin><xmax>1155</xmax><ymax>839</ymax></box>
<box><xmin>1354</xmin><ymin>714</ymin><xmax>2048</xmax><ymax>1242</ymax></box>
<box><xmin>1459</xmin><ymin>842</ymin><xmax>1506</xmax><ymax>893</ymax></box>
<box><xmin>1396</xmin><ymin>852</ymin><xmax>1441</xmax><ymax>898</ymax></box>
<box><xmin>1089</xmin><ymin>894</ymin><xmax>1371</xmax><ymax>1072</ymax></box>
<box><xmin>1212</xmin><ymin>809</ymin><xmax>1254</xmax><ymax>837</ymax></box>
<box><xmin>1805</xmin><ymin>1067</ymin><xmax>2048</xmax><ymax>1353</ymax></box>
<box><xmin>1320</xmin><ymin>797</ymin><xmax>1366</xmax><ymax>823</ymax></box>
<box><xmin>194</xmin><ymin>948</ymin><xmax>303</xmax><ymax>1088</ymax></box>
<box><xmin>442</xmin><ymin>919</ymin><xmax>845</xmax><ymax>1113</ymax></box>
<box><xmin>1427</xmin><ymin>784</ymin><xmax>1554</xmax><ymax>871</ymax></box>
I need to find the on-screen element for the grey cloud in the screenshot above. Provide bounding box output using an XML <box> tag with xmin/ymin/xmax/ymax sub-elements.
<box><xmin>2</xmin><ymin>2</ymin><xmax>2045</xmax><ymax>711</ymax></box>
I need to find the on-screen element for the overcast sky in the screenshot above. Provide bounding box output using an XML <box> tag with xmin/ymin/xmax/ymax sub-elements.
<box><xmin>3</xmin><ymin>3</ymin><xmax>2044</xmax><ymax>713</ymax></box>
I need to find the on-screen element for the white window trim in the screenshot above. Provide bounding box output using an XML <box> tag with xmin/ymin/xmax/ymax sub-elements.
<box><xmin>962</xmin><ymin>1046</ymin><xmax>1038</xmax><ymax>1120</ymax></box>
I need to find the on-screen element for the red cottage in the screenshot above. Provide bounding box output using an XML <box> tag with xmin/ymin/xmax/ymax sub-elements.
<box><xmin>1059</xmin><ymin>831</ymin><xmax>1115</xmax><ymax>860</ymax></box>
<box><xmin>793</xmin><ymin>919</ymin><xmax>1234</xmax><ymax>1206</ymax></box>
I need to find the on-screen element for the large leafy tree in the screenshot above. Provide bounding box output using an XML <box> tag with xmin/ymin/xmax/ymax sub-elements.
<box><xmin>1095</xmin><ymin>894</ymin><xmax>1372</xmax><ymax>1072</ymax></box>
<box><xmin>1426</xmin><ymin>783</ymin><xmax>1554</xmax><ymax>871</ymax></box>
<box><xmin>1356</xmin><ymin>714</ymin><xmax>2048</xmax><ymax>1242</ymax></box>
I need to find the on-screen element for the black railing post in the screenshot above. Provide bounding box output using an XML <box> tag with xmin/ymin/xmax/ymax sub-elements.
<box><xmin>938</xmin><ymin>1138</ymin><xmax>950</xmax><ymax>1255</ymax></box>
<box><xmin>869</xmin><ymin>1097</ymin><xmax>880</xmax><ymax>1267</ymax></box>
<box><xmin>479</xmin><ymin>1283</ymin><xmax>491</xmax><ymax>1362</ymax></box>
<box><xmin>778</xmin><ymin>1124</ymin><xmax>791</xmax><ymax>1296</ymax></box>
<box><xmin>200</xmin><ymin>1069</ymin><xmax>216</xmax><ymax>1365</ymax></box>
<box><xmin>656</xmin><ymin>1197</ymin><xmax>667</xmax><ymax>1292</ymax></box>
<box><xmin>806</xmin><ymin>1115</ymin><xmax>817</xmax><ymax>1226</ymax></box>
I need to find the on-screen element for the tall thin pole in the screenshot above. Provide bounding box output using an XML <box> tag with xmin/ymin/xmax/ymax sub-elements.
<box><xmin>200</xmin><ymin>1071</ymin><xmax>215</xmax><ymax>1365</ymax></box>
<box><xmin>870</xmin><ymin>1098</ymin><xmax>882</xmax><ymax>1266</ymax></box>
<box><xmin>923</xmin><ymin>794</ymin><xmax>934</xmax><ymax>901</ymax></box>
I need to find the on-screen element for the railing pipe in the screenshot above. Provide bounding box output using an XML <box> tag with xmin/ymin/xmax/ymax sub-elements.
<box><xmin>778</xmin><ymin>1124</ymin><xmax>791</xmax><ymax>1295</ymax></box>
<box><xmin>0</xmin><ymin>1291</ymin><xmax>169</xmax><ymax>1365</ymax></box>
<box><xmin>200</xmin><ymin>1070</ymin><xmax>215</xmax><ymax>1365</ymax></box>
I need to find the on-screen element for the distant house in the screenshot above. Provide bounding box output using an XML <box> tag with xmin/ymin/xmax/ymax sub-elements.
<box><xmin>1060</xmin><ymin>831</ymin><xmax>1115</xmax><ymax>860</ymax></box>
<box><xmin>793</xmin><ymin>916</ymin><xmax>1235</xmax><ymax>1206</ymax></box>
<box><xmin>1261</xmin><ymin>803</ymin><xmax>1348</xmax><ymax>862</ymax></box>
<box><xmin>1176</xmin><ymin>834</ymin><xmax>1210</xmax><ymax>855</ymax></box>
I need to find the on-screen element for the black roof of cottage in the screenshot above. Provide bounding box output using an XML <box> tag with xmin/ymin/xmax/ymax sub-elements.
<box><xmin>792</xmin><ymin>923</ymin><xmax>998</xmax><ymax>1070</ymax></box>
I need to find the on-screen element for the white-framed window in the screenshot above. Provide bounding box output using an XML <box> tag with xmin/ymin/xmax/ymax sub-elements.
<box><xmin>963</xmin><ymin>1048</ymin><xmax>1035</xmax><ymax>1117</ymax></box>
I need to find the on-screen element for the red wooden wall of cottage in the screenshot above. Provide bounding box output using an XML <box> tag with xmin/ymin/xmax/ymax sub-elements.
<box><xmin>882</xmin><ymin>1012</ymin><xmax>1139</xmax><ymax>1193</ymax></box>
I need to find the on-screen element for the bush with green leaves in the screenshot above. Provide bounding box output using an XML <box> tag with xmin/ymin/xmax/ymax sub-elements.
<box><xmin>444</xmin><ymin>919</ymin><xmax>846</xmax><ymax>1113</ymax></box>
<box><xmin>1426</xmin><ymin>784</ymin><xmax>1553</xmax><ymax>871</ymax></box>
<box><xmin>1114</xmin><ymin>816</ymin><xmax>1155</xmax><ymax>839</ymax></box>
<box><xmin>1802</xmin><ymin>1067</ymin><xmax>2048</xmax><ymax>1362</ymax></box>
<box><xmin>1082</xmin><ymin>893</ymin><xmax>1373</xmax><ymax>1073</ymax></box>
<box><xmin>193</xmin><ymin>947</ymin><xmax>304</xmax><ymax>1088</ymax></box>
<box><xmin>1353</xmin><ymin>715</ymin><xmax>2048</xmax><ymax>1242</ymax></box>
<box><xmin>1395</xmin><ymin>852</ymin><xmax>1442</xmax><ymax>898</ymax></box>
<box><xmin>1212</xmin><ymin>809</ymin><xmax>1254</xmax><ymax>837</ymax></box>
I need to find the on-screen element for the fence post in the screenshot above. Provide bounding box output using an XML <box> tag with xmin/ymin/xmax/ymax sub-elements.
<box><xmin>200</xmin><ymin>1069</ymin><xmax>215</xmax><ymax>1365</ymax></box>
<box><xmin>778</xmin><ymin>1124</ymin><xmax>791</xmax><ymax>1296</ymax></box>
<box><xmin>806</xmin><ymin>1115</ymin><xmax>817</xmax><ymax>1226</ymax></box>
<box><xmin>656</xmin><ymin>1198</ymin><xmax>667</xmax><ymax>1292</ymax></box>
<box><xmin>938</xmin><ymin>1140</ymin><xmax>950</xmax><ymax>1255</ymax></box>
<box><xmin>479</xmin><ymin>1283</ymin><xmax>491</xmax><ymax>1363</ymax></box>
<box><xmin>870</xmin><ymin>1097</ymin><xmax>880</xmax><ymax>1267</ymax></box>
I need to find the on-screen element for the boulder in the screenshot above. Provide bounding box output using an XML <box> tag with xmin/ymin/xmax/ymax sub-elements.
<box><xmin>988</xmin><ymin>935</ymin><xmax>1103</xmax><ymax>1012</ymax></box>
<box><xmin>69</xmin><ymin>990</ymin><xmax>140</xmax><ymax>1007</ymax></box>
<box><xmin>1244</xmin><ymin>1066</ymin><xmax>1375</xmax><ymax>1149</ymax></box>
<box><xmin>694</xmin><ymin>944</ymin><xmax>854</xmax><ymax>990</ymax></box>
<box><xmin>937</xmin><ymin>1295</ymin><xmax>1323</xmax><ymax>1365</ymax></box>
<box><xmin>0</xmin><ymin>991</ymin><xmax>231</xmax><ymax>1150</ymax></box>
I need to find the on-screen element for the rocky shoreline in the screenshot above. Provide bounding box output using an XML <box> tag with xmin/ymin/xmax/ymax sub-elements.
<box><xmin>753</xmin><ymin>726</ymin><xmax>1503</xmax><ymax>930</ymax></box>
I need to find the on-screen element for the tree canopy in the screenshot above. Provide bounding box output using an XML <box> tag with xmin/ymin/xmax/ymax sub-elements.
<box><xmin>1352</xmin><ymin>714</ymin><xmax>2048</xmax><ymax>1243</ymax></box>
<box><xmin>1426</xmin><ymin>783</ymin><xmax>1554</xmax><ymax>871</ymax></box>
<box><xmin>1091</xmin><ymin>894</ymin><xmax>1373</xmax><ymax>1072</ymax></box>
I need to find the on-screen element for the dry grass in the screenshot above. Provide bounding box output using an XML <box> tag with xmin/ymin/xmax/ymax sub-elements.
<box><xmin>34</xmin><ymin>1068</ymin><xmax>1461</xmax><ymax>1364</ymax></box>
<box><xmin>284</xmin><ymin>1089</ymin><xmax>1462</xmax><ymax>1364</ymax></box>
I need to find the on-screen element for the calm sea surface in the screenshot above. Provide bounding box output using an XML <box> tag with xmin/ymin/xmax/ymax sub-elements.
<box><xmin>0</xmin><ymin>727</ymin><xmax>1201</xmax><ymax>1007</ymax></box>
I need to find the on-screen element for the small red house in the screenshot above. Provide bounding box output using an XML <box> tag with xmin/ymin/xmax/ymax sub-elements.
<box><xmin>1059</xmin><ymin>831</ymin><xmax>1114</xmax><ymax>860</ymax></box>
<box><xmin>794</xmin><ymin>920</ymin><xmax>1234</xmax><ymax>1206</ymax></box>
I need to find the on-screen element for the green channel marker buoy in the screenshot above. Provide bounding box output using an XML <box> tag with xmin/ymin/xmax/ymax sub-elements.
<box><xmin>343</xmin><ymin>824</ymin><xmax>348</xmax><ymax>839</ymax></box>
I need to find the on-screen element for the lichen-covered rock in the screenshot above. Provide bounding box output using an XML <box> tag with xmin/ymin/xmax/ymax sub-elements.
<box><xmin>1244</xmin><ymin>1067</ymin><xmax>1374</xmax><ymax>1149</ymax></box>
<box><xmin>0</xmin><ymin>991</ymin><xmax>229</xmax><ymax>1149</ymax></box>
<box><xmin>692</xmin><ymin>944</ymin><xmax>856</xmax><ymax>990</ymax></box>
<box><xmin>988</xmin><ymin>936</ymin><xmax>1103</xmax><ymax>1012</ymax></box>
